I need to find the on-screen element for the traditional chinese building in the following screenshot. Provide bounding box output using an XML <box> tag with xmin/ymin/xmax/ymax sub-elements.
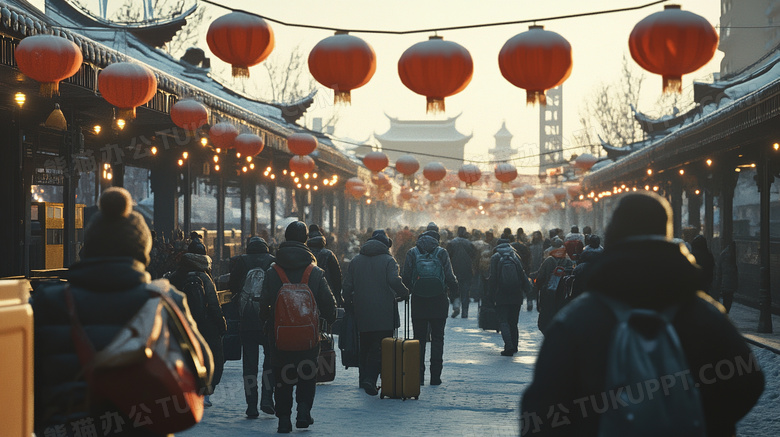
<box><xmin>488</xmin><ymin>121</ymin><xmax>516</xmax><ymax>163</ymax></box>
<box><xmin>374</xmin><ymin>114</ymin><xmax>472</xmax><ymax>171</ymax></box>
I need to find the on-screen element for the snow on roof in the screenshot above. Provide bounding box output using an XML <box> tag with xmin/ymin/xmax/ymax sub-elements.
<box><xmin>375</xmin><ymin>113</ymin><xmax>472</xmax><ymax>144</ymax></box>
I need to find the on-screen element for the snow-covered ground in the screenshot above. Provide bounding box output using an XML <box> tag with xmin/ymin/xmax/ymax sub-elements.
<box><xmin>180</xmin><ymin>304</ymin><xmax>779</xmax><ymax>436</ymax></box>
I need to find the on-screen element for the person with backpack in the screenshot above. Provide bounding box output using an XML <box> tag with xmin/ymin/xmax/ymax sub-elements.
<box><xmin>691</xmin><ymin>234</ymin><xmax>716</xmax><ymax>300</ymax></box>
<box><xmin>564</xmin><ymin>225</ymin><xmax>585</xmax><ymax>261</ymax></box>
<box><xmin>521</xmin><ymin>192</ymin><xmax>765</xmax><ymax>437</ymax></box>
<box><xmin>168</xmin><ymin>233</ymin><xmax>227</xmax><ymax>408</ymax></box>
<box><xmin>257</xmin><ymin>221</ymin><xmax>337</xmax><ymax>434</ymax></box>
<box><xmin>30</xmin><ymin>187</ymin><xmax>214</xmax><ymax>436</ymax></box>
<box><xmin>306</xmin><ymin>224</ymin><xmax>343</xmax><ymax>307</ymax></box>
<box><xmin>445</xmin><ymin>226</ymin><xmax>479</xmax><ymax>318</ymax></box>
<box><xmin>229</xmin><ymin>236</ymin><xmax>276</xmax><ymax>418</ymax></box>
<box><xmin>569</xmin><ymin>235</ymin><xmax>603</xmax><ymax>301</ymax></box>
<box><xmin>342</xmin><ymin>229</ymin><xmax>409</xmax><ymax>395</ymax></box>
<box><xmin>487</xmin><ymin>238</ymin><xmax>531</xmax><ymax>356</ymax></box>
<box><xmin>401</xmin><ymin>222</ymin><xmax>458</xmax><ymax>386</ymax></box>
<box><xmin>535</xmin><ymin>237</ymin><xmax>574</xmax><ymax>335</ymax></box>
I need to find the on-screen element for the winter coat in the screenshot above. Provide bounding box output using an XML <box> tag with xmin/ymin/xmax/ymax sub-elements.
<box><xmin>168</xmin><ymin>253</ymin><xmax>227</xmax><ymax>339</ymax></box>
<box><xmin>445</xmin><ymin>236</ymin><xmax>478</xmax><ymax>282</ymax></box>
<box><xmin>258</xmin><ymin>241</ymin><xmax>337</xmax><ymax>367</ymax></box>
<box><xmin>229</xmin><ymin>239</ymin><xmax>276</xmax><ymax>332</ymax></box>
<box><xmin>511</xmin><ymin>241</ymin><xmax>532</xmax><ymax>274</ymax></box>
<box><xmin>521</xmin><ymin>238</ymin><xmax>764</xmax><ymax>437</ymax></box>
<box><xmin>31</xmin><ymin>257</ymin><xmax>213</xmax><ymax>437</ymax></box>
<box><xmin>714</xmin><ymin>245</ymin><xmax>738</xmax><ymax>295</ymax></box>
<box><xmin>570</xmin><ymin>247</ymin><xmax>603</xmax><ymax>300</ymax></box>
<box><xmin>487</xmin><ymin>243</ymin><xmax>530</xmax><ymax>306</ymax></box>
<box><xmin>690</xmin><ymin>235</ymin><xmax>715</xmax><ymax>295</ymax></box>
<box><xmin>342</xmin><ymin>239</ymin><xmax>409</xmax><ymax>333</ymax></box>
<box><xmin>308</xmin><ymin>236</ymin><xmax>343</xmax><ymax>306</ymax></box>
<box><xmin>533</xmin><ymin>248</ymin><xmax>574</xmax><ymax>295</ymax></box>
<box><xmin>402</xmin><ymin>232</ymin><xmax>459</xmax><ymax>319</ymax></box>
<box><xmin>529</xmin><ymin>241</ymin><xmax>544</xmax><ymax>276</ymax></box>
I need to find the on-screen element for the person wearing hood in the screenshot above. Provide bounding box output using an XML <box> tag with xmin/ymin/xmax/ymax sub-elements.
<box><xmin>257</xmin><ymin>221</ymin><xmax>337</xmax><ymax>433</ymax></box>
<box><xmin>521</xmin><ymin>192</ymin><xmax>764</xmax><ymax>437</ymax></box>
<box><xmin>342</xmin><ymin>229</ymin><xmax>409</xmax><ymax>396</ymax></box>
<box><xmin>535</xmin><ymin>237</ymin><xmax>574</xmax><ymax>334</ymax></box>
<box><xmin>168</xmin><ymin>232</ymin><xmax>227</xmax><ymax>407</ymax></box>
<box><xmin>446</xmin><ymin>226</ymin><xmax>479</xmax><ymax>318</ymax></box>
<box><xmin>307</xmin><ymin>224</ymin><xmax>343</xmax><ymax>307</ymax></box>
<box><xmin>30</xmin><ymin>187</ymin><xmax>214</xmax><ymax>436</ymax></box>
<box><xmin>401</xmin><ymin>222</ymin><xmax>459</xmax><ymax>386</ymax></box>
<box><xmin>569</xmin><ymin>235</ymin><xmax>604</xmax><ymax>301</ymax></box>
<box><xmin>487</xmin><ymin>238</ymin><xmax>531</xmax><ymax>356</ymax></box>
<box><xmin>229</xmin><ymin>236</ymin><xmax>276</xmax><ymax>418</ymax></box>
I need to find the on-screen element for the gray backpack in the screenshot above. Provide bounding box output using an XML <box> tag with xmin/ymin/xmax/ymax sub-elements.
<box><xmin>595</xmin><ymin>294</ymin><xmax>705</xmax><ymax>437</ymax></box>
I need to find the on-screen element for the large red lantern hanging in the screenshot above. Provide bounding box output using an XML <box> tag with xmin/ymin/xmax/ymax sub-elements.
<box><xmin>629</xmin><ymin>5</ymin><xmax>718</xmax><ymax>93</ymax></box>
<box><xmin>209</xmin><ymin>122</ymin><xmax>239</xmax><ymax>149</ymax></box>
<box><xmin>207</xmin><ymin>12</ymin><xmax>274</xmax><ymax>78</ymax></box>
<box><xmin>494</xmin><ymin>163</ymin><xmax>518</xmax><ymax>184</ymax></box>
<box><xmin>15</xmin><ymin>35</ymin><xmax>82</xmax><ymax>98</ymax></box>
<box><xmin>499</xmin><ymin>25</ymin><xmax>572</xmax><ymax>105</ymax></box>
<box><xmin>371</xmin><ymin>172</ymin><xmax>391</xmax><ymax>186</ymax></box>
<box><xmin>398</xmin><ymin>36</ymin><xmax>473</xmax><ymax>113</ymax></box>
<box><xmin>400</xmin><ymin>186</ymin><xmax>414</xmax><ymax>201</ymax></box>
<box><xmin>363</xmin><ymin>151</ymin><xmax>389</xmax><ymax>173</ymax></box>
<box><xmin>423</xmin><ymin>162</ymin><xmax>447</xmax><ymax>183</ymax></box>
<box><xmin>346</xmin><ymin>177</ymin><xmax>364</xmax><ymax>192</ymax></box>
<box><xmin>346</xmin><ymin>177</ymin><xmax>367</xmax><ymax>199</ymax></box>
<box><xmin>573</xmin><ymin>153</ymin><xmax>598</xmax><ymax>171</ymax></box>
<box><xmin>171</xmin><ymin>99</ymin><xmax>209</xmax><ymax>132</ymax></box>
<box><xmin>289</xmin><ymin>155</ymin><xmax>315</xmax><ymax>174</ymax></box>
<box><xmin>287</xmin><ymin>133</ymin><xmax>317</xmax><ymax>156</ymax></box>
<box><xmin>395</xmin><ymin>155</ymin><xmax>420</xmax><ymax>176</ymax></box>
<box><xmin>308</xmin><ymin>32</ymin><xmax>376</xmax><ymax>104</ymax></box>
<box><xmin>458</xmin><ymin>164</ymin><xmax>481</xmax><ymax>185</ymax></box>
<box><xmin>98</xmin><ymin>62</ymin><xmax>157</xmax><ymax>119</ymax></box>
<box><xmin>233</xmin><ymin>133</ymin><xmax>264</xmax><ymax>157</ymax></box>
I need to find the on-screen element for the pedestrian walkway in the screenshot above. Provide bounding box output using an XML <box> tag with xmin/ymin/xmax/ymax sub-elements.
<box><xmin>729</xmin><ymin>302</ymin><xmax>780</xmax><ymax>352</ymax></box>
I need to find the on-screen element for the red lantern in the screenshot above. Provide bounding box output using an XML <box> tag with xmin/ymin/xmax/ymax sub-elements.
<box><xmin>398</xmin><ymin>36</ymin><xmax>473</xmax><ymax>113</ymax></box>
<box><xmin>499</xmin><ymin>25</ymin><xmax>572</xmax><ymax>105</ymax></box>
<box><xmin>573</xmin><ymin>153</ymin><xmax>598</xmax><ymax>171</ymax></box>
<box><xmin>287</xmin><ymin>133</ymin><xmax>317</xmax><ymax>156</ymax></box>
<box><xmin>524</xmin><ymin>184</ymin><xmax>537</xmax><ymax>197</ymax></box>
<box><xmin>15</xmin><ymin>35</ymin><xmax>82</xmax><ymax>98</ymax></box>
<box><xmin>171</xmin><ymin>99</ymin><xmax>209</xmax><ymax>132</ymax></box>
<box><xmin>423</xmin><ymin>162</ymin><xmax>447</xmax><ymax>183</ymax></box>
<box><xmin>289</xmin><ymin>155</ymin><xmax>315</xmax><ymax>174</ymax></box>
<box><xmin>458</xmin><ymin>164</ymin><xmax>481</xmax><ymax>185</ymax></box>
<box><xmin>567</xmin><ymin>184</ymin><xmax>581</xmax><ymax>198</ymax></box>
<box><xmin>395</xmin><ymin>155</ymin><xmax>420</xmax><ymax>176</ymax></box>
<box><xmin>363</xmin><ymin>151</ymin><xmax>389</xmax><ymax>173</ymax></box>
<box><xmin>371</xmin><ymin>172</ymin><xmax>391</xmax><ymax>186</ymax></box>
<box><xmin>98</xmin><ymin>62</ymin><xmax>157</xmax><ymax>119</ymax></box>
<box><xmin>349</xmin><ymin>184</ymin><xmax>367</xmax><ymax>199</ymax></box>
<box><xmin>512</xmin><ymin>187</ymin><xmax>526</xmax><ymax>199</ymax></box>
<box><xmin>233</xmin><ymin>133</ymin><xmax>264</xmax><ymax>157</ymax></box>
<box><xmin>400</xmin><ymin>186</ymin><xmax>414</xmax><ymax>201</ymax></box>
<box><xmin>308</xmin><ymin>32</ymin><xmax>376</xmax><ymax>104</ymax></box>
<box><xmin>494</xmin><ymin>163</ymin><xmax>518</xmax><ymax>184</ymax></box>
<box><xmin>346</xmin><ymin>177</ymin><xmax>364</xmax><ymax>192</ymax></box>
<box><xmin>629</xmin><ymin>5</ymin><xmax>718</xmax><ymax>93</ymax></box>
<box><xmin>207</xmin><ymin>12</ymin><xmax>274</xmax><ymax>77</ymax></box>
<box><xmin>209</xmin><ymin>122</ymin><xmax>239</xmax><ymax>149</ymax></box>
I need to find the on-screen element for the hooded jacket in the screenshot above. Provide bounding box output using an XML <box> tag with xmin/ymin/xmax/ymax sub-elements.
<box><xmin>307</xmin><ymin>234</ymin><xmax>344</xmax><ymax>306</ymax></box>
<box><xmin>402</xmin><ymin>232</ymin><xmax>459</xmax><ymax>319</ymax></box>
<box><xmin>168</xmin><ymin>253</ymin><xmax>226</xmax><ymax>338</ymax></box>
<box><xmin>445</xmin><ymin>235</ymin><xmax>479</xmax><ymax>281</ymax></box>
<box><xmin>229</xmin><ymin>238</ymin><xmax>276</xmax><ymax>332</ymax></box>
<box><xmin>31</xmin><ymin>257</ymin><xmax>213</xmax><ymax>437</ymax></box>
<box><xmin>258</xmin><ymin>241</ymin><xmax>337</xmax><ymax>366</ymax></box>
<box><xmin>521</xmin><ymin>238</ymin><xmax>764</xmax><ymax>437</ymax></box>
<box><xmin>342</xmin><ymin>239</ymin><xmax>409</xmax><ymax>332</ymax></box>
<box><xmin>487</xmin><ymin>242</ymin><xmax>530</xmax><ymax>306</ymax></box>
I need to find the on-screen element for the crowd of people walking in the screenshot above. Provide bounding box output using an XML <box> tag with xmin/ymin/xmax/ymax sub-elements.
<box><xmin>29</xmin><ymin>187</ymin><xmax>763</xmax><ymax>436</ymax></box>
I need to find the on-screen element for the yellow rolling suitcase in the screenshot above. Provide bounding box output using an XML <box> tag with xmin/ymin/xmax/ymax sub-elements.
<box><xmin>380</xmin><ymin>300</ymin><xmax>420</xmax><ymax>400</ymax></box>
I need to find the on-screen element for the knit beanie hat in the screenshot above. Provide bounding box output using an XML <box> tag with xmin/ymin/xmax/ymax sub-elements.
<box><xmin>285</xmin><ymin>221</ymin><xmax>308</xmax><ymax>243</ymax></box>
<box><xmin>604</xmin><ymin>192</ymin><xmax>672</xmax><ymax>247</ymax></box>
<box><xmin>308</xmin><ymin>224</ymin><xmax>324</xmax><ymax>239</ymax></box>
<box><xmin>81</xmin><ymin>187</ymin><xmax>152</xmax><ymax>266</ymax></box>
<box><xmin>426</xmin><ymin>222</ymin><xmax>439</xmax><ymax>232</ymax></box>
<box><xmin>369</xmin><ymin>229</ymin><xmax>392</xmax><ymax>248</ymax></box>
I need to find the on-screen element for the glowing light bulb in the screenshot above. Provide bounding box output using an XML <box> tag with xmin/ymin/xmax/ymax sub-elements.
<box><xmin>177</xmin><ymin>159</ymin><xmax>184</xmax><ymax>166</ymax></box>
<box><xmin>706</xmin><ymin>159</ymin><xmax>713</xmax><ymax>166</ymax></box>
<box><xmin>201</xmin><ymin>137</ymin><xmax>208</xmax><ymax>146</ymax></box>
<box><xmin>151</xmin><ymin>146</ymin><xmax>158</xmax><ymax>155</ymax></box>
<box><xmin>14</xmin><ymin>92</ymin><xmax>25</xmax><ymax>107</ymax></box>
<box><xmin>182</xmin><ymin>151</ymin><xmax>188</xmax><ymax>160</ymax></box>
<box><xmin>116</xmin><ymin>119</ymin><xmax>126</xmax><ymax>130</ymax></box>
<box><xmin>93</xmin><ymin>125</ymin><xmax>101</xmax><ymax>134</ymax></box>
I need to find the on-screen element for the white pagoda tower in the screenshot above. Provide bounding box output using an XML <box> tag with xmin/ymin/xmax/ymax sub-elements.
<box><xmin>488</xmin><ymin>121</ymin><xmax>517</xmax><ymax>163</ymax></box>
<box><xmin>374</xmin><ymin>114</ymin><xmax>472</xmax><ymax>171</ymax></box>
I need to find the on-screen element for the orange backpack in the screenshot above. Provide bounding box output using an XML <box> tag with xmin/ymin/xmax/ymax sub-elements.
<box><xmin>273</xmin><ymin>263</ymin><xmax>320</xmax><ymax>351</ymax></box>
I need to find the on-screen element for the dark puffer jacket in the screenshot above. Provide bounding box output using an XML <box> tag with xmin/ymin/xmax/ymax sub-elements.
<box><xmin>258</xmin><ymin>241</ymin><xmax>337</xmax><ymax>367</ymax></box>
<box><xmin>342</xmin><ymin>239</ymin><xmax>409</xmax><ymax>332</ymax></box>
<box><xmin>307</xmin><ymin>234</ymin><xmax>343</xmax><ymax>306</ymax></box>
<box><xmin>445</xmin><ymin>236</ymin><xmax>478</xmax><ymax>282</ymax></box>
<box><xmin>402</xmin><ymin>231</ymin><xmax>459</xmax><ymax>319</ymax></box>
<box><xmin>521</xmin><ymin>238</ymin><xmax>764</xmax><ymax>437</ymax></box>
<box><xmin>229</xmin><ymin>238</ymin><xmax>275</xmax><ymax>332</ymax></box>
<box><xmin>168</xmin><ymin>253</ymin><xmax>226</xmax><ymax>339</ymax></box>
<box><xmin>487</xmin><ymin>242</ymin><xmax>530</xmax><ymax>306</ymax></box>
<box><xmin>31</xmin><ymin>257</ymin><xmax>213</xmax><ymax>437</ymax></box>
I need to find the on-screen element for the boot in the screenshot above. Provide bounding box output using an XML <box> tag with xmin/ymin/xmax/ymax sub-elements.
<box><xmin>260</xmin><ymin>390</ymin><xmax>275</xmax><ymax>415</ymax></box>
<box><xmin>203</xmin><ymin>395</ymin><xmax>212</xmax><ymax>408</ymax></box>
<box><xmin>277</xmin><ymin>416</ymin><xmax>293</xmax><ymax>434</ymax></box>
<box><xmin>526</xmin><ymin>300</ymin><xmax>534</xmax><ymax>312</ymax></box>
<box><xmin>296</xmin><ymin>408</ymin><xmax>315</xmax><ymax>429</ymax></box>
<box><xmin>245</xmin><ymin>405</ymin><xmax>259</xmax><ymax>418</ymax></box>
<box><xmin>360</xmin><ymin>380</ymin><xmax>378</xmax><ymax>396</ymax></box>
<box><xmin>451</xmin><ymin>298</ymin><xmax>461</xmax><ymax>318</ymax></box>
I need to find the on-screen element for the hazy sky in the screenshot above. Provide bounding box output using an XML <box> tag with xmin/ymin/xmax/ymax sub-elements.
<box><xmin>46</xmin><ymin>0</ymin><xmax>724</xmax><ymax>173</ymax></box>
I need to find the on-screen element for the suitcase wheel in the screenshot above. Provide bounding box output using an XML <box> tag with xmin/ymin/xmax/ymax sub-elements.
<box><xmin>380</xmin><ymin>394</ymin><xmax>385</xmax><ymax>399</ymax></box>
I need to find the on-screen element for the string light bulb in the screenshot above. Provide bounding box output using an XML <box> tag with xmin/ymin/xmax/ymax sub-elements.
<box><xmin>178</xmin><ymin>159</ymin><xmax>184</xmax><ymax>166</ymax></box>
<box><xmin>182</xmin><ymin>151</ymin><xmax>188</xmax><ymax>160</ymax></box>
<box><xmin>116</xmin><ymin>119</ymin><xmax>126</xmax><ymax>130</ymax></box>
<box><xmin>706</xmin><ymin>159</ymin><xmax>712</xmax><ymax>166</ymax></box>
<box><xmin>151</xmin><ymin>146</ymin><xmax>158</xmax><ymax>155</ymax></box>
<box><xmin>774</xmin><ymin>143</ymin><xmax>779</xmax><ymax>151</ymax></box>
<box><xmin>679</xmin><ymin>169</ymin><xmax>685</xmax><ymax>175</ymax></box>
<box><xmin>201</xmin><ymin>137</ymin><xmax>208</xmax><ymax>147</ymax></box>
<box><xmin>93</xmin><ymin>125</ymin><xmax>101</xmax><ymax>134</ymax></box>
<box><xmin>14</xmin><ymin>92</ymin><xmax>25</xmax><ymax>107</ymax></box>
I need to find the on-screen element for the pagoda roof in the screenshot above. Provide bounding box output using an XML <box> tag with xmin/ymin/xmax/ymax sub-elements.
<box><xmin>494</xmin><ymin>121</ymin><xmax>512</xmax><ymax>139</ymax></box>
<box><xmin>374</xmin><ymin>113</ymin><xmax>472</xmax><ymax>145</ymax></box>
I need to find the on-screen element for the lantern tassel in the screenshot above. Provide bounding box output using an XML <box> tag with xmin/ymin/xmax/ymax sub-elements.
<box><xmin>118</xmin><ymin>107</ymin><xmax>136</xmax><ymax>120</ymax></box>
<box><xmin>40</xmin><ymin>82</ymin><xmax>58</xmax><ymax>98</ymax></box>
<box><xmin>426</xmin><ymin>97</ymin><xmax>445</xmax><ymax>114</ymax></box>
<box><xmin>334</xmin><ymin>90</ymin><xmax>352</xmax><ymax>105</ymax></box>
<box><xmin>526</xmin><ymin>90</ymin><xmax>547</xmax><ymax>106</ymax></box>
<box><xmin>232</xmin><ymin>66</ymin><xmax>250</xmax><ymax>78</ymax></box>
<box><xmin>662</xmin><ymin>75</ymin><xmax>682</xmax><ymax>94</ymax></box>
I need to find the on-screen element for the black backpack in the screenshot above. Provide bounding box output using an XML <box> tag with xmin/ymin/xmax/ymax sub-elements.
<box><xmin>497</xmin><ymin>250</ymin><xmax>522</xmax><ymax>293</ymax></box>
<box><xmin>181</xmin><ymin>272</ymin><xmax>206</xmax><ymax>325</ymax></box>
